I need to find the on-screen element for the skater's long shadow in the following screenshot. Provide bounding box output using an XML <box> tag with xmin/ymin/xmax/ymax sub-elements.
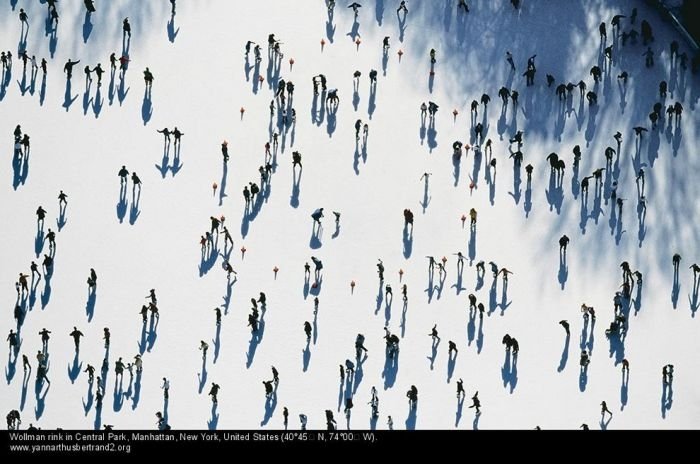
<box><xmin>62</xmin><ymin>79</ymin><xmax>78</xmax><ymax>111</ymax></box>
<box><xmin>171</xmin><ymin>145</ymin><xmax>183</xmax><ymax>177</ymax></box>
<box><xmin>671</xmin><ymin>269</ymin><xmax>680</xmax><ymax>309</ymax></box>
<box><xmin>647</xmin><ymin>129</ymin><xmax>660</xmax><ymax>168</ymax></box>
<box><xmin>419</xmin><ymin>117</ymin><xmax>426</xmax><ymax>145</ymax></box>
<box><xmin>468</xmin><ymin>228</ymin><xmax>476</xmax><ymax>264</ymax></box>
<box><xmin>426</xmin><ymin>118</ymin><xmax>438</xmax><ymax>152</ymax></box>
<box><xmin>113</xmin><ymin>378</ymin><xmax>124</xmax><ymax>412</ymax></box>
<box><xmin>219</xmin><ymin>162</ymin><xmax>228</xmax><ymax>206</ymax></box>
<box><xmin>34</xmin><ymin>380</ymin><xmax>50</xmax><ymax>419</ymax></box>
<box><xmin>302</xmin><ymin>339</ymin><xmax>311</xmax><ymax>372</ymax></box>
<box><xmin>471</xmin><ymin>149</ymin><xmax>482</xmax><ymax>189</ymax></box>
<box><xmin>620</xmin><ymin>371</ymin><xmax>629</xmax><ymax>411</ymax></box>
<box><xmin>6</xmin><ymin>350</ymin><xmax>19</xmax><ymax>384</ymax></box>
<box><xmin>17</xmin><ymin>69</ymin><xmax>29</xmax><ymax>96</ymax></box>
<box><xmin>545</xmin><ymin>171</ymin><xmax>564</xmax><ymax>215</ymax></box>
<box><xmin>82</xmin><ymin>81</ymin><xmax>93</xmax><ymax>115</ymax></box>
<box><xmin>198</xmin><ymin>244</ymin><xmax>219</xmax><ymax>277</ymax></box>
<box><xmin>614</xmin><ymin>212</ymin><xmax>626</xmax><ymax>246</ymax></box>
<box><xmin>400</xmin><ymin>300</ymin><xmax>408</xmax><ymax>338</ymax></box>
<box><xmin>558</xmin><ymin>253</ymin><xmax>568</xmax><ymax>290</ymax></box>
<box><xmin>446</xmin><ymin>352</ymin><xmax>457</xmax><ymax>383</ymax></box>
<box><xmin>501</xmin><ymin>350</ymin><xmax>518</xmax><ymax>393</ymax></box>
<box><xmin>18</xmin><ymin>30</ymin><xmax>28</xmax><ymax>56</ymax></box>
<box><xmin>141</xmin><ymin>89</ymin><xmax>153</xmax><ymax>125</ymax></box>
<box><xmin>452</xmin><ymin>152</ymin><xmax>461</xmax><ymax>186</ymax></box>
<box><xmin>420</xmin><ymin>177</ymin><xmax>431</xmax><ymax>214</ymax></box>
<box><xmin>405</xmin><ymin>403</ymin><xmax>417</xmax><ymax>430</ymax></box>
<box><xmin>107</xmin><ymin>68</ymin><xmax>116</xmax><ymax>106</ymax></box>
<box><xmin>290</xmin><ymin>169</ymin><xmax>301</xmax><ymax>208</ymax></box>
<box><xmin>40</xmin><ymin>271</ymin><xmax>53</xmax><ymax>309</ymax></box>
<box><xmin>312</xmin><ymin>90</ymin><xmax>326</xmax><ymax>125</ymax></box>
<box><xmin>637</xmin><ymin>203</ymin><xmax>647</xmax><ymax>248</ymax></box>
<box><xmin>117</xmin><ymin>186</ymin><xmax>128</xmax><ymax>223</ymax></box>
<box><xmin>558</xmin><ymin>333</ymin><xmax>569</xmax><ymax>372</ymax></box>
<box><xmin>452</xmin><ymin>268</ymin><xmax>466</xmax><ymax>295</ymax></box>
<box><xmin>474</xmin><ymin>267</ymin><xmax>484</xmax><ymax>291</ymax></box>
<box><xmin>384</xmin><ymin>293</ymin><xmax>393</xmax><ymax>326</ymax></box>
<box><xmin>198</xmin><ymin>357</ymin><xmax>208</xmax><ymax>394</ymax></box>
<box><xmin>326</xmin><ymin>104</ymin><xmax>338</xmax><ymax>137</ymax></box>
<box><xmin>19</xmin><ymin>370</ymin><xmax>30</xmax><ymax>410</ymax></box>
<box><xmin>579</xmin><ymin>364</ymin><xmax>589</xmax><ymax>392</ymax></box>
<box><xmin>67</xmin><ymin>351</ymin><xmax>82</xmax><ymax>384</ymax></box>
<box><xmin>473</xmin><ymin>411</ymin><xmax>481</xmax><ymax>431</ymax></box>
<box><xmin>246</xmin><ymin>314</ymin><xmax>266</xmax><ymax>369</ymax></box>
<box><xmin>222</xmin><ymin>276</ymin><xmax>236</xmax><ymax>315</ymax></box>
<box><xmin>86</xmin><ymin>286</ymin><xmax>97</xmax><ymax>322</ymax></box>
<box><xmin>509</xmin><ymin>161</ymin><xmax>522</xmax><ymax>204</ymax></box>
<box><xmin>337</xmin><ymin>377</ymin><xmax>346</xmax><ymax>412</ymax></box>
<box><xmin>326</xmin><ymin>19</ymin><xmax>336</xmax><ymax>43</ymax></box>
<box><xmin>313</xmin><ymin>310</ymin><xmax>320</xmax><ymax>345</ymax></box>
<box><xmin>689</xmin><ymin>282</ymin><xmax>699</xmax><ymax>318</ymax></box>
<box><xmin>375</xmin><ymin>0</ymin><xmax>385</xmax><ymax>25</ymax></box>
<box><xmin>310</xmin><ymin>223</ymin><xmax>323</xmax><ymax>249</ymax></box>
<box><xmin>455</xmin><ymin>396</ymin><xmax>464</xmax><ymax>427</ymax></box>
<box><xmin>309</xmin><ymin>275</ymin><xmax>323</xmax><ymax>297</ymax></box>
<box><xmin>661</xmin><ymin>381</ymin><xmax>673</xmax><ymax>419</ymax></box>
<box><xmin>156</xmin><ymin>143</ymin><xmax>170</xmax><ymax>178</ymax></box>
<box><xmin>261</xmin><ymin>393</ymin><xmax>278</xmax><ymax>426</ymax></box>
<box><xmin>167</xmin><ymin>13</ymin><xmax>180</xmax><ymax>43</ymax></box>
<box><xmin>476</xmin><ymin>314</ymin><xmax>484</xmax><ymax>354</ymax></box>
<box><xmin>123</xmin><ymin>372</ymin><xmax>133</xmax><ymax>401</ymax></box>
<box><xmin>82</xmin><ymin>381</ymin><xmax>93</xmax><ymax>415</ymax></box>
<box><xmin>368</xmin><ymin>84</ymin><xmax>377</xmax><ymax>119</ymax></box>
<box><xmin>48</xmin><ymin>26</ymin><xmax>58</xmax><ymax>58</ymax></box>
<box><xmin>117</xmin><ymin>72</ymin><xmax>130</xmax><ymax>106</ymax></box>
<box><xmin>129</xmin><ymin>186</ymin><xmax>142</xmax><ymax>225</ymax></box>
<box><xmin>34</xmin><ymin>228</ymin><xmax>45</xmax><ymax>258</ymax></box>
<box><xmin>92</xmin><ymin>86</ymin><xmax>104</xmax><ymax>118</ymax></box>
<box><xmin>488</xmin><ymin>278</ymin><xmax>497</xmax><ymax>315</ymax></box>
<box><xmin>82</xmin><ymin>11</ymin><xmax>93</xmax><ymax>43</ymax></box>
<box><xmin>93</xmin><ymin>402</ymin><xmax>103</xmax><ymax>431</ymax></box>
<box><xmin>352</xmin><ymin>355</ymin><xmax>367</xmax><ymax>395</ymax></box>
<box><xmin>146</xmin><ymin>315</ymin><xmax>159</xmax><ymax>352</ymax></box>
<box><xmin>584</xmin><ymin>101</ymin><xmax>599</xmax><ymax>146</ymax></box>
<box><xmin>244</xmin><ymin>56</ymin><xmax>252</xmax><ymax>83</ymax></box>
<box><xmin>212</xmin><ymin>323</ymin><xmax>222</xmax><ymax>364</ymax></box>
<box><xmin>208</xmin><ymin>403</ymin><xmax>219</xmax><ymax>430</ymax></box>
<box><xmin>381</xmin><ymin>348</ymin><xmax>399</xmax><ymax>390</ymax></box>
<box><xmin>571</xmin><ymin>162</ymin><xmax>580</xmax><ymax>199</ymax></box>
<box><xmin>466</xmin><ymin>309</ymin><xmax>476</xmax><ymax>347</ymax></box>
<box><xmin>347</xmin><ymin>18</ymin><xmax>361</xmax><ymax>42</ymax></box>
<box><xmin>633</xmin><ymin>280</ymin><xmax>643</xmax><ymax>315</ymax></box>
<box><xmin>252</xmin><ymin>61</ymin><xmax>262</xmax><ymax>93</ymax></box>
<box><xmin>0</xmin><ymin>72</ymin><xmax>9</xmax><ymax>103</ymax></box>
<box><xmin>427</xmin><ymin>339</ymin><xmax>439</xmax><ymax>371</ymax></box>
<box><xmin>488</xmin><ymin>169</ymin><xmax>497</xmax><ymax>205</ymax></box>
<box><xmin>398</xmin><ymin>11</ymin><xmax>407</xmax><ymax>42</ymax></box>
<box><xmin>352</xmin><ymin>80</ymin><xmax>361</xmax><ymax>112</ymax></box>
<box><xmin>303</xmin><ymin>274</ymin><xmax>310</xmax><ymax>300</ymax></box>
<box><xmin>131</xmin><ymin>370</ymin><xmax>142</xmax><ymax>410</ymax></box>
<box><xmin>402</xmin><ymin>224</ymin><xmax>413</xmax><ymax>258</ymax></box>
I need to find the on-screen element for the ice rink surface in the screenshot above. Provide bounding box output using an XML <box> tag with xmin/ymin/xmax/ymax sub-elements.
<box><xmin>1</xmin><ymin>0</ymin><xmax>699</xmax><ymax>430</ymax></box>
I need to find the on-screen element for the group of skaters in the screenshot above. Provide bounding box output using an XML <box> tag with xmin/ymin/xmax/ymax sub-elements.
<box><xmin>4</xmin><ymin>3</ymin><xmax>165</xmax><ymax>116</ymax></box>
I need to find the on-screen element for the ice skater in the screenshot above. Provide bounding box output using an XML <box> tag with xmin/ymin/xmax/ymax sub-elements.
<box><xmin>468</xmin><ymin>391</ymin><xmax>481</xmax><ymax>414</ymax></box>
